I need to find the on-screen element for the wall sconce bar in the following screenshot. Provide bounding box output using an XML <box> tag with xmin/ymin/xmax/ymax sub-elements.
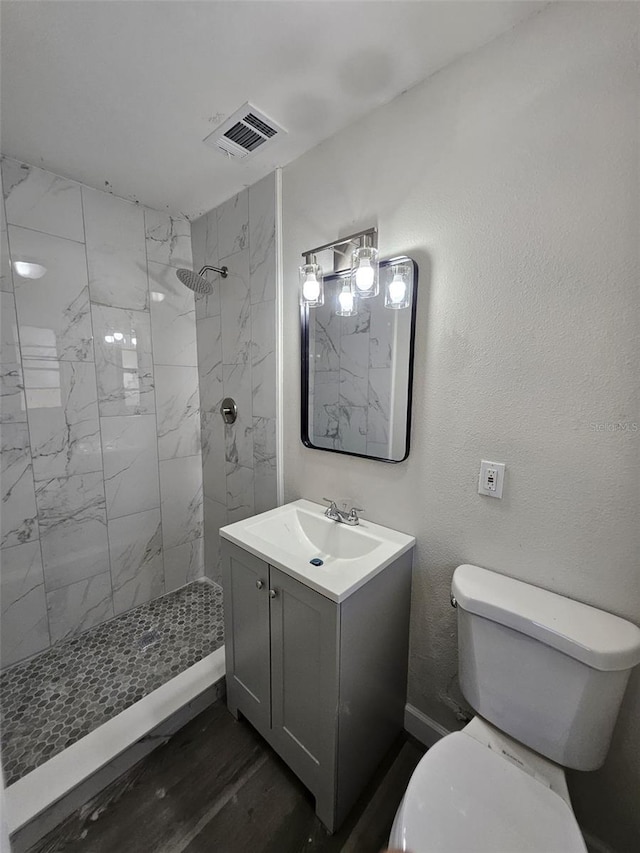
<box><xmin>302</xmin><ymin>227</ymin><xmax>378</xmax><ymax>271</ymax></box>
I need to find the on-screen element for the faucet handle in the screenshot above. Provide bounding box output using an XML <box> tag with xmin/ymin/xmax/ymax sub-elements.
<box><xmin>322</xmin><ymin>497</ymin><xmax>340</xmax><ymax>518</ymax></box>
<box><xmin>347</xmin><ymin>506</ymin><xmax>364</xmax><ymax>523</ymax></box>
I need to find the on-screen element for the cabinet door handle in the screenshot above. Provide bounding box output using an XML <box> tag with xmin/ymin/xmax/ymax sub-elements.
<box><xmin>269</xmin><ymin>589</ymin><xmax>278</xmax><ymax>599</ymax></box>
<box><xmin>256</xmin><ymin>580</ymin><xmax>264</xmax><ymax>590</ymax></box>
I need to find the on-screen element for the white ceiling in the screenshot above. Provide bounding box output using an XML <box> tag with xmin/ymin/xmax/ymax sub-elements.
<box><xmin>0</xmin><ymin>0</ymin><xmax>545</xmax><ymax>218</ymax></box>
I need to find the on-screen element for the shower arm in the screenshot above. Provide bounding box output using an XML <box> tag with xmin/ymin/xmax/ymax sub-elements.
<box><xmin>200</xmin><ymin>264</ymin><xmax>228</xmax><ymax>279</ymax></box>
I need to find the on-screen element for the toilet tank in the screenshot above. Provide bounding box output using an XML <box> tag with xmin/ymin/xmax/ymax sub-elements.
<box><xmin>452</xmin><ymin>565</ymin><xmax>640</xmax><ymax>771</ymax></box>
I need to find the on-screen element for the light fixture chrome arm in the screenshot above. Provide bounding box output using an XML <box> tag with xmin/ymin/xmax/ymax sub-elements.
<box><xmin>302</xmin><ymin>227</ymin><xmax>377</xmax><ymax>265</ymax></box>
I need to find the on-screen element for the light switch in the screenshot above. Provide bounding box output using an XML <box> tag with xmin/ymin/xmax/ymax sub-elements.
<box><xmin>478</xmin><ymin>460</ymin><xmax>505</xmax><ymax>499</ymax></box>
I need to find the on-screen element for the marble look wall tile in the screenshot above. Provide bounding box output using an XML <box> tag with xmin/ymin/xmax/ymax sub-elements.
<box><xmin>369</xmin><ymin>304</ymin><xmax>394</xmax><ymax>368</ymax></box>
<box><xmin>201</xmin><ymin>411</ymin><xmax>226</xmax><ymax>505</ymax></box>
<box><xmin>338</xmin><ymin>405</ymin><xmax>368</xmax><ymax>455</ymax></box>
<box><xmin>203</xmin><ymin>498</ymin><xmax>227</xmax><ymax>582</ymax></box>
<box><xmin>148</xmin><ymin>261</ymin><xmax>198</xmax><ymax>366</ymax></box>
<box><xmin>251</xmin><ymin>300</ymin><xmax>276</xmax><ymax>419</ymax></box>
<box><xmin>1</xmin><ymin>422</ymin><xmax>39</xmax><ymax>548</ymax></box>
<box><xmin>159</xmin><ymin>455</ymin><xmax>203</xmax><ymax>549</ymax></box>
<box><xmin>249</xmin><ymin>174</ymin><xmax>276</xmax><ymax>304</ymax></box>
<box><xmin>144</xmin><ymin>209</ymin><xmax>192</xmax><ymax>269</ymax></box>
<box><xmin>220</xmin><ymin>247</ymin><xmax>251</xmax><ymax>364</ymax></box>
<box><xmin>83</xmin><ymin>188</ymin><xmax>148</xmax><ymax>311</ymax></box>
<box><xmin>92</xmin><ymin>304</ymin><xmax>155</xmax><ymax>416</ymax></box>
<box><xmin>101</xmin><ymin>414</ymin><xmax>160</xmax><ymax>519</ymax></box>
<box><xmin>163</xmin><ymin>538</ymin><xmax>204</xmax><ymax>593</ymax></box>
<box><xmin>108</xmin><ymin>509</ymin><xmax>164</xmax><ymax>615</ymax></box>
<box><xmin>0</xmin><ymin>541</ymin><xmax>50</xmax><ymax>667</ymax></box>
<box><xmin>339</xmin><ymin>328</ymin><xmax>370</xmax><ymax>408</ymax></box>
<box><xmin>312</xmin><ymin>399</ymin><xmax>339</xmax><ymax>450</ymax></box>
<box><xmin>1</xmin><ymin>170</ymin><xmax>13</xmax><ymax>293</ymax></box>
<box><xmin>24</xmin><ymin>359</ymin><xmax>102</xmax><ymax>481</ymax></box>
<box><xmin>1</xmin><ymin>291</ymin><xmax>27</xmax><ymax>422</ymax></box>
<box><xmin>367</xmin><ymin>367</ymin><xmax>392</xmax><ymax>446</ymax></box>
<box><xmin>10</xmin><ymin>225</ymin><xmax>93</xmax><ymax>362</ymax></box>
<box><xmin>226</xmin><ymin>464</ymin><xmax>254</xmax><ymax>524</ymax></box>
<box><xmin>217</xmin><ymin>190</ymin><xmax>248</xmax><ymax>260</ymax></box>
<box><xmin>196</xmin><ymin>315</ymin><xmax>223</xmax><ymax>414</ymax></box>
<box><xmin>194</xmin><ymin>278</ymin><xmax>222</xmax><ymax>322</ymax></box>
<box><xmin>310</xmin><ymin>371</ymin><xmax>339</xmax><ymax>448</ymax></box>
<box><xmin>46</xmin><ymin>572</ymin><xmax>114</xmax><ymax>644</ymax></box>
<box><xmin>36</xmin><ymin>471</ymin><xmax>109</xmax><ymax>590</ymax></box>
<box><xmin>310</xmin><ymin>305</ymin><xmax>341</xmax><ymax>372</ymax></box>
<box><xmin>2</xmin><ymin>158</ymin><xmax>84</xmax><ymax>243</ymax></box>
<box><xmin>223</xmin><ymin>362</ymin><xmax>253</xmax><ymax>472</ymax></box>
<box><xmin>365</xmin><ymin>441</ymin><xmax>390</xmax><ymax>458</ymax></box>
<box><xmin>155</xmin><ymin>365</ymin><xmax>200</xmax><ymax>460</ymax></box>
<box><xmin>253</xmin><ymin>417</ymin><xmax>277</xmax><ymax>515</ymax></box>
<box><xmin>1</xmin><ymin>225</ymin><xmax>12</xmax><ymax>293</ymax></box>
<box><xmin>191</xmin><ymin>210</ymin><xmax>221</xmax><ymax>321</ymax></box>
<box><xmin>191</xmin><ymin>209</ymin><xmax>218</xmax><ymax>268</ymax></box>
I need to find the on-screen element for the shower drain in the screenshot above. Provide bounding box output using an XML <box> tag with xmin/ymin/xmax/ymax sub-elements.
<box><xmin>137</xmin><ymin>629</ymin><xmax>161</xmax><ymax>649</ymax></box>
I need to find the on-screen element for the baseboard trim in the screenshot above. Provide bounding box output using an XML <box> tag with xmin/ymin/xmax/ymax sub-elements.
<box><xmin>404</xmin><ymin>703</ymin><xmax>450</xmax><ymax>747</ymax></box>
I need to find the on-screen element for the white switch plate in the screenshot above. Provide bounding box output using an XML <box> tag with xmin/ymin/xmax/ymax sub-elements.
<box><xmin>478</xmin><ymin>460</ymin><xmax>505</xmax><ymax>498</ymax></box>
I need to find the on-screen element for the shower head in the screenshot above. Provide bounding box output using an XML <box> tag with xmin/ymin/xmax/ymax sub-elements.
<box><xmin>176</xmin><ymin>265</ymin><xmax>228</xmax><ymax>295</ymax></box>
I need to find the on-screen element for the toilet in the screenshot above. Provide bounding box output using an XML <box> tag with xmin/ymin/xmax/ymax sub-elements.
<box><xmin>390</xmin><ymin>564</ymin><xmax>640</xmax><ymax>852</ymax></box>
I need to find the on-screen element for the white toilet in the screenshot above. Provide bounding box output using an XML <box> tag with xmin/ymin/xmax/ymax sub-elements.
<box><xmin>390</xmin><ymin>564</ymin><xmax>640</xmax><ymax>852</ymax></box>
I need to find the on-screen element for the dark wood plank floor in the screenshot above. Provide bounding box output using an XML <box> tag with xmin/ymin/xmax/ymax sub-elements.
<box><xmin>28</xmin><ymin>699</ymin><xmax>424</xmax><ymax>853</ymax></box>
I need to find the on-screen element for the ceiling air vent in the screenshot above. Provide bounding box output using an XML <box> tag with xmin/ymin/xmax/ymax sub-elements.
<box><xmin>204</xmin><ymin>103</ymin><xmax>286</xmax><ymax>161</ymax></box>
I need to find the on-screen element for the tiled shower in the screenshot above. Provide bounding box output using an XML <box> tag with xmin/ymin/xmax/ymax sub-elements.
<box><xmin>0</xmin><ymin>156</ymin><xmax>204</xmax><ymax>667</ymax></box>
<box><xmin>0</xmin><ymin>156</ymin><xmax>277</xmax><ymax>827</ymax></box>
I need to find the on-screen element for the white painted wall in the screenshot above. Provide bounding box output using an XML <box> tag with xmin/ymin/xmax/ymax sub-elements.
<box><xmin>281</xmin><ymin>3</ymin><xmax>640</xmax><ymax>850</ymax></box>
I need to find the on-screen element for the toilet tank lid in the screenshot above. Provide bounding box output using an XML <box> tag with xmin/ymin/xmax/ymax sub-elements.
<box><xmin>452</xmin><ymin>565</ymin><xmax>640</xmax><ymax>672</ymax></box>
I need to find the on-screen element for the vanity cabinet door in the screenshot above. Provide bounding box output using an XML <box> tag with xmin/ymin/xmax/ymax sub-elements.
<box><xmin>268</xmin><ymin>566</ymin><xmax>339</xmax><ymax>821</ymax></box>
<box><xmin>222</xmin><ymin>541</ymin><xmax>271</xmax><ymax>734</ymax></box>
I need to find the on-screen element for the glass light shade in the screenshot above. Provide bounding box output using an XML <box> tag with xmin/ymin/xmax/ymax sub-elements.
<box><xmin>299</xmin><ymin>262</ymin><xmax>324</xmax><ymax>307</ymax></box>
<box><xmin>384</xmin><ymin>263</ymin><xmax>411</xmax><ymax>310</ymax></box>
<box><xmin>336</xmin><ymin>281</ymin><xmax>357</xmax><ymax>317</ymax></box>
<box><xmin>351</xmin><ymin>245</ymin><xmax>379</xmax><ymax>298</ymax></box>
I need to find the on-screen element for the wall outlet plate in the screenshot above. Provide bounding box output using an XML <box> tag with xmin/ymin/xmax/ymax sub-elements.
<box><xmin>478</xmin><ymin>460</ymin><xmax>505</xmax><ymax>498</ymax></box>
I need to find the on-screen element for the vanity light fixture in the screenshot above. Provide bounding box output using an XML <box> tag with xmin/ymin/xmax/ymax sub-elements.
<box><xmin>384</xmin><ymin>262</ymin><xmax>412</xmax><ymax>310</ymax></box>
<box><xmin>300</xmin><ymin>227</ymin><xmax>377</xmax><ymax>309</ymax></box>
<box><xmin>300</xmin><ymin>228</ymin><xmax>409</xmax><ymax>311</ymax></box>
<box><xmin>351</xmin><ymin>243</ymin><xmax>379</xmax><ymax>299</ymax></box>
<box><xmin>299</xmin><ymin>255</ymin><xmax>324</xmax><ymax>307</ymax></box>
<box><xmin>336</xmin><ymin>279</ymin><xmax>357</xmax><ymax>317</ymax></box>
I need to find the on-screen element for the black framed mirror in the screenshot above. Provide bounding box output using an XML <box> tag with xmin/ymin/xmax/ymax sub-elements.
<box><xmin>301</xmin><ymin>256</ymin><xmax>418</xmax><ymax>462</ymax></box>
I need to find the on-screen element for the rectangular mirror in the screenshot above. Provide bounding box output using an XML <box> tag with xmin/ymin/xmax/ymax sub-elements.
<box><xmin>301</xmin><ymin>256</ymin><xmax>418</xmax><ymax>462</ymax></box>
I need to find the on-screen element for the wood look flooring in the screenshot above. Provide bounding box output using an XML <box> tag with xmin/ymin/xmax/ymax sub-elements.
<box><xmin>27</xmin><ymin>699</ymin><xmax>424</xmax><ymax>853</ymax></box>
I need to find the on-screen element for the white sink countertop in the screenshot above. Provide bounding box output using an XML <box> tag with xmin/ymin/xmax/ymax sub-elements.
<box><xmin>219</xmin><ymin>499</ymin><xmax>415</xmax><ymax>602</ymax></box>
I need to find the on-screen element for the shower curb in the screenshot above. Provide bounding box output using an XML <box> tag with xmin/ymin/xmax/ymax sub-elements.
<box><xmin>7</xmin><ymin>647</ymin><xmax>225</xmax><ymax>850</ymax></box>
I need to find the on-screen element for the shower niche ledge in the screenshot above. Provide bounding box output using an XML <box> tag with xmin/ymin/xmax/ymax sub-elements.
<box><xmin>220</xmin><ymin>500</ymin><xmax>415</xmax><ymax>832</ymax></box>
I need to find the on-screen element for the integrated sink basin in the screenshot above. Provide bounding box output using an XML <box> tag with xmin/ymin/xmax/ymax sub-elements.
<box><xmin>219</xmin><ymin>499</ymin><xmax>415</xmax><ymax>602</ymax></box>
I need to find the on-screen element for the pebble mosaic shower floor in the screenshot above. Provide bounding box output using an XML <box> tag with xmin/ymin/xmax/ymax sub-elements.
<box><xmin>0</xmin><ymin>580</ymin><xmax>224</xmax><ymax>787</ymax></box>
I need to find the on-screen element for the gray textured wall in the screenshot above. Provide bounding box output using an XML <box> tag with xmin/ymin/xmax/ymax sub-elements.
<box><xmin>281</xmin><ymin>4</ymin><xmax>640</xmax><ymax>850</ymax></box>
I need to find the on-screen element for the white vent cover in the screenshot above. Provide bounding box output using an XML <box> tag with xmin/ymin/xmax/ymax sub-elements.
<box><xmin>204</xmin><ymin>103</ymin><xmax>287</xmax><ymax>161</ymax></box>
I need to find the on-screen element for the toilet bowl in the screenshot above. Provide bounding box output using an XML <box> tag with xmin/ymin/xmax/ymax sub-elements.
<box><xmin>390</xmin><ymin>564</ymin><xmax>640</xmax><ymax>852</ymax></box>
<box><xmin>389</xmin><ymin>720</ymin><xmax>587</xmax><ymax>853</ymax></box>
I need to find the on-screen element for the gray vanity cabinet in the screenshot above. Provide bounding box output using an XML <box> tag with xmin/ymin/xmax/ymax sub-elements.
<box><xmin>221</xmin><ymin>538</ymin><xmax>412</xmax><ymax>833</ymax></box>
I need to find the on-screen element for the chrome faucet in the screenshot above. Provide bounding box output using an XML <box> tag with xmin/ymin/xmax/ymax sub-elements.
<box><xmin>322</xmin><ymin>498</ymin><xmax>364</xmax><ymax>526</ymax></box>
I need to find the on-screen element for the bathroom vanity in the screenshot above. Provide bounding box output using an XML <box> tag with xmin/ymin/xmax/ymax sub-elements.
<box><xmin>220</xmin><ymin>499</ymin><xmax>414</xmax><ymax>832</ymax></box>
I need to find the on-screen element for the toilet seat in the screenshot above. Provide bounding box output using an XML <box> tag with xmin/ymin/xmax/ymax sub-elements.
<box><xmin>389</xmin><ymin>733</ymin><xmax>587</xmax><ymax>853</ymax></box>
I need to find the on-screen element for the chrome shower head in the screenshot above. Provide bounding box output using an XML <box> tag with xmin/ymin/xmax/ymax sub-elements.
<box><xmin>176</xmin><ymin>265</ymin><xmax>228</xmax><ymax>295</ymax></box>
